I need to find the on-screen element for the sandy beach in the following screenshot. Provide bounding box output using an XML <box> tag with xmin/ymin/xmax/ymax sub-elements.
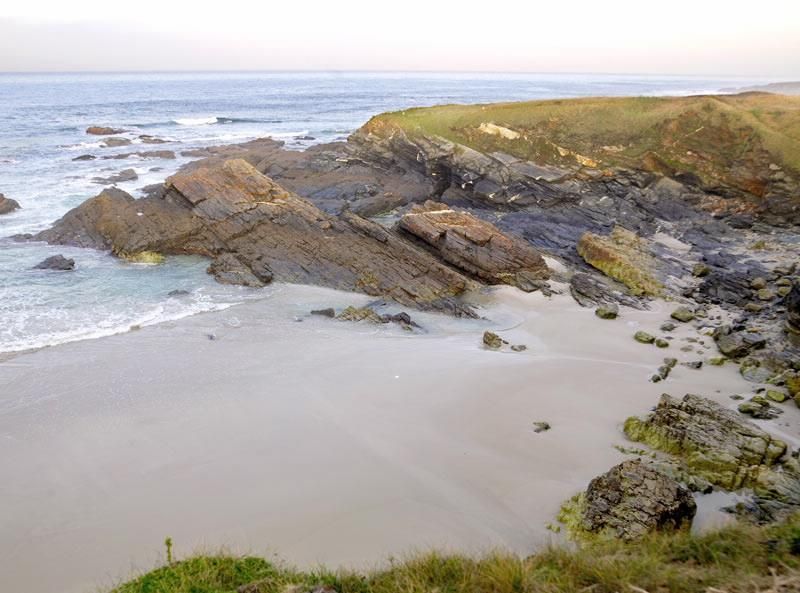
<box><xmin>1</xmin><ymin>284</ymin><xmax>792</xmax><ymax>593</ymax></box>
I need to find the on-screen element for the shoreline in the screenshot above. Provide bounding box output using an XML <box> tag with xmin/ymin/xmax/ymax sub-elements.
<box><xmin>2</xmin><ymin>283</ymin><xmax>792</xmax><ymax>593</ymax></box>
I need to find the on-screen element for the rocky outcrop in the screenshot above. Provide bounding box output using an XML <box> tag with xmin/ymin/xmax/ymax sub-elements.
<box><xmin>398</xmin><ymin>200</ymin><xmax>549</xmax><ymax>291</ymax></box>
<box><xmin>33</xmin><ymin>254</ymin><xmax>75</xmax><ymax>271</ymax></box>
<box><xmin>624</xmin><ymin>393</ymin><xmax>800</xmax><ymax>520</ymax></box>
<box><xmin>624</xmin><ymin>394</ymin><xmax>787</xmax><ymax>490</ymax></box>
<box><xmin>788</xmin><ymin>282</ymin><xmax>800</xmax><ymax>333</ymax></box>
<box><xmin>33</xmin><ymin>159</ymin><xmax>477</xmax><ymax>313</ymax></box>
<box><xmin>0</xmin><ymin>194</ymin><xmax>20</xmax><ymax>215</ymax></box>
<box><xmin>582</xmin><ymin>459</ymin><xmax>696</xmax><ymax>540</ymax></box>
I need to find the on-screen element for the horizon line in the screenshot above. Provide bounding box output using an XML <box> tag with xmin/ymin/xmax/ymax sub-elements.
<box><xmin>0</xmin><ymin>68</ymin><xmax>794</xmax><ymax>80</ymax></box>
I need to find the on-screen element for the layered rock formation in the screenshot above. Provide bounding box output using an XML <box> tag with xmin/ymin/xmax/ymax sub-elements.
<box><xmin>398</xmin><ymin>200</ymin><xmax>549</xmax><ymax>291</ymax></box>
<box><xmin>34</xmin><ymin>159</ymin><xmax>482</xmax><ymax>312</ymax></box>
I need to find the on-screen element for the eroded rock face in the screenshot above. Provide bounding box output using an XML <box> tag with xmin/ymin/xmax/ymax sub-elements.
<box><xmin>0</xmin><ymin>194</ymin><xmax>20</xmax><ymax>215</ymax></box>
<box><xmin>33</xmin><ymin>159</ymin><xmax>476</xmax><ymax>313</ymax></box>
<box><xmin>582</xmin><ymin>459</ymin><xmax>696</xmax><ymax>540</ymax></box>
<box><xmin>624</xmin><ymin>394</ymin><xmax>787</xmax><ymax>490</ymax></box>
<box><xmin>398</xmin><ymin>200</ymin><xmax>549</xmax><ymax>291</ymax></box>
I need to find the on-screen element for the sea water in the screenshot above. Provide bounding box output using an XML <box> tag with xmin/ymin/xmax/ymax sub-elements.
<box><xmin>0</xmin><ymin>71</ymin><xmax>768</xmax><ymax>352</ymax></box>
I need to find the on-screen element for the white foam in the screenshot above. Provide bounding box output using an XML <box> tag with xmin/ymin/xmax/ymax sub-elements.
<box><xmin>173</xmin><ymin>116</ymin><xmax>219</xmax><ymax>126</ymax></box>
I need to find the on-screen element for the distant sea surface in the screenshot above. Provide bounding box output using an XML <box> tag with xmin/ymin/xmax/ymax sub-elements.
<box><xmin>0</xmin><ymin>71</ymin><xmax>769</xmax><ymax>352</ymax></box>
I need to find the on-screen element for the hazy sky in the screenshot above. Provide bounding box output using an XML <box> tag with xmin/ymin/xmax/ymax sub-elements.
<box><xmin>2</xmin><ymin>0</ymin><xmax>799</xmax><ymax>75</ymax></box>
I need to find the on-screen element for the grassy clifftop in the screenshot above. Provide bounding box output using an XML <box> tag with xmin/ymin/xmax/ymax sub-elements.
<box><xmin>112</xmin><ymin>516</ymin><xmax>800</xmax><ymax>593</ymax></box>
<box><xmin>361</xmin><ymin>92</ymin><xmax>800</xmax><ymax>197</ymax></box>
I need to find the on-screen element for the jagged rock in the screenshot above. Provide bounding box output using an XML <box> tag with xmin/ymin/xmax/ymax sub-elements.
<box><xmin>31</xmin><ymin>159</ymin><xmax>476</xmax><ymax>313</ymax></box>
<box><xmin>167</xmin><ymin>289</ymin><xmax>190</xmax><ymax>297</ymax></box>
<box><xmin>582</xmin><ymin>459</ymin><xmax>696</xmax><ymax>540</ymax></box>
<box><xmin>483</xmin><ymin>331</ymin><xmax>505</xmax><ymax>349</ymax></box>
<box><xmin>671</xmin><ymin>306</ymin><xmax>695</xmax><ymax>322</ymax></box>
<box><xmin>624</xmin><ymin>393</ymin><xmax>787</xmax><ymax>490</ymax></box>
<box><xmin>715</xmin><ymin>327</ymin><xmax>765</xmax><ymax>359</ymax></box>
<box><xmin>86</xmin><ymin>126</ymin><xmax>125</xmax><ymax>135</ymax></box>
<box><xmin>576</xmin><ymin>227</ymin><xmax>662</xmax><ymax>297</ymax></box>
<box><xmin>569</xmin><ymin>273</ymin><xmax>611</xmax><ymax>307</ymax></box>
<box><xmin>33</xmin><ymin>254</ymin><xmax>75</xmax><ymax>271</ymax></box>
<box><xmin>0</xmin><ymin>194</ymin><xmax>20</xmax><ymax>215</ymax></box>
<box><xmin>92</xmin><ymin>168</ymin><xmax>138</xmax><ymax>185</ymax></box>
<box><xmin>595</xmin><ymin>303</ymin><xmax>619</xmax><ymax>319</ymax></box>
<box><xmin>398</xmin><ymin>200</ymin><xmax>549</xmax><ymax>291</ymax></box>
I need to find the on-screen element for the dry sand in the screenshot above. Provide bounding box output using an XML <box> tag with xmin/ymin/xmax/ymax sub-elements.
<box><xmin>1</xmin><ymin>284</ymin><xmax>796</xmax><ymax>593</ymax></box>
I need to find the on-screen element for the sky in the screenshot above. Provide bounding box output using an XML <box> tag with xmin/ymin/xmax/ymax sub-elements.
<box><xmin>1</xmin><ymin>0</ymin><xmax>799</xmax><ymax>76</ymax></box>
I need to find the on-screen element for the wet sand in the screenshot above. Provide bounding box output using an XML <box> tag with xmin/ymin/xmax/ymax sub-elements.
<box><xmin>1</xmin><ymin>284</ymin><xmax>795</xmax><ymax>593</ymax></box>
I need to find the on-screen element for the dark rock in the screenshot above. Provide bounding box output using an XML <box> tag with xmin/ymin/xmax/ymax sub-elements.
<box><xmin>72</xmin><ymin>154</ymin><xmax>96</xmax><ymax>161</ymax></box>
<box><xmin>634</xmin><ymin>331</ymin><xmax>655</xmax><ymax>344</ymax></box>
<box><xmin>138</xmin><ymin>135</ymin><xmax>168</xmax><ymax>144</ymax></box>
<box><xmin>33</xmin><ymin>254</ymin><xmax>75</xmax><ymax>271</ymax></box>
<box><xmin>167</xmin><ymin>289</ymin><xmax>190</xmax><ymax>297</ymax></box>
<box><xmin>570</xmin><ymin>273</ymin><xmax>610</xmax><ymax>307</ymax></box>
<box><xmin>0</xmin><ymin>194</ymin><xmax>20</xmax><ymax>215</ymax></box>
<box><xmin>660</xmin><ymin>322</ymin><xmax>677</xmax><ymax>332</ymax></box>
<box><xmin>532</xmin><ymin>421</ymin><xmax>551</xmax><ymax>433</ymax></box>
<box><xmin>582</xmin><ymin>459</ymin><xmax>696</xmax><ymax>540</ymax></box>
<box><xmin>310</xmin><ymin>308</ymin><xmax>336</xmax><ymax>318</ymax></box>
<box><xmin>681</xmin><ymin>360</ymin><xmax>703</xmax><ymax>369</ymax></box>
<box><xmin>86</xmin><ymin>126</ymin><xmax>125</xmax><ymax>135</ymax></box>
<box><xmin>787</xmin><ymin>282</ymin><xmax>800</xmax><ymax>332</ymax></box>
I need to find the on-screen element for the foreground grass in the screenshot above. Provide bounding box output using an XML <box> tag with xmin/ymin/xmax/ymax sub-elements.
<box><xmin>113</xmin><ymin>516</ymin><xmax>800</xmax><ymax>593</ymax></box>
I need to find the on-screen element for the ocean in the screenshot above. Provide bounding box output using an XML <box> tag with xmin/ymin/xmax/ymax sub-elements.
<box><xmin>0</xmin><ymin>71</ymin><xmax>768</xmax><ymax>353</ymax></box>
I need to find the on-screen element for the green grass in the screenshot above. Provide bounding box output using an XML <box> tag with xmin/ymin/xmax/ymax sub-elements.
<box><xmin>360</xmin><ymin>92</ymin><xmax>800</xmax><ymax>198</ymax></box>
<box><xmin>112</xmin><ymin>515</ymin><xmax>800</xmax><ymax>593</ymax></box>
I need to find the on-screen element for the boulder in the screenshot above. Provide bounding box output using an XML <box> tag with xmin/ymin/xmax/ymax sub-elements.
<box><xmin>0</xmin><ymin>194</ymin><xmax>20</xmax><ymax>215</ymax></box>
<box><xmin>33</xmin><ymin>254</ymin><xmax>75</xmax><ymax>271</ymax></box>
<box><xmin>595</xmin><ymin>303</ymin><xmax>619</xmax><ymax>319</ymax></box>
<box><xmin>398</xmin><ymin>200</ymin><xmax>549</xmax><ymax>291</ymax></box>
<box><xmin>92</xmin><ymin>169</ymin><xmax>138</xmax><ymax>185</ymax></box>
<box><xmin>101</xmin><ymin>137</ymin><xmax>132</xmax><ymax>148</ymax></box>
<box><xmin>86</xmin><ymin>126</ymin><xmax>125</xmax><ymax>135</ymax></box>
<box><xmin>577</xmin><ymin>227</ymin><xmax>662</xmax><ymax>297</ymax></box>
<box><xmin>634</xmin><ymin>331</ymin><xmax>655</xmax><ymax>344</ymax></box>
<box><xmin>670</xmin><ymin>306</ymin><xmax>695</xmax><ymax>322</ymax></box>
<box><xmin>582</xmin><ymin>459</ymin><xmax>696</xmax><ymax>540</ymax></box>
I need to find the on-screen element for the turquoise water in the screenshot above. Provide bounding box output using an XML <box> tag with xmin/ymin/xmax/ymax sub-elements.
<box><xmin>0</xmin><ymin>71</ymin><xmax>767</xmax><ymax>352</ymax></box>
